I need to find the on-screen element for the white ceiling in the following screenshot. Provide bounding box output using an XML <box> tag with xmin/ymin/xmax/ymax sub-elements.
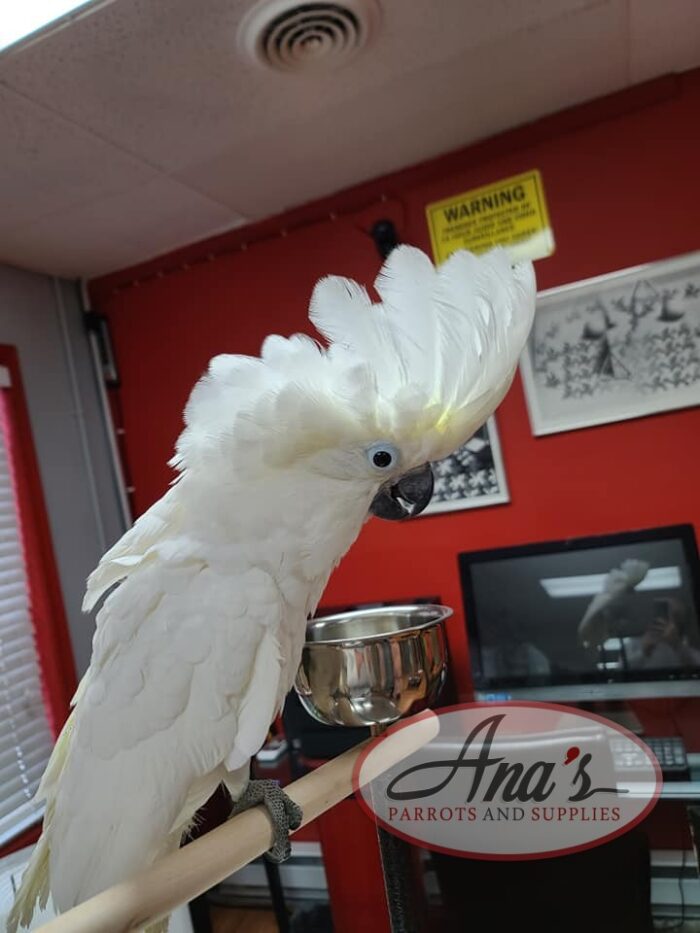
<box><xmin>0</xmin><ymin>0</ymin><xmax>699</xmax><ymax>279</ymax></box>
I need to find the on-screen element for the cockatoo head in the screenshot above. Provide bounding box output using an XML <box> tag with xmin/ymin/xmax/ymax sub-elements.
<box><xmin>172</xmin><ymin>246</ymin><xmax>535</xmax><ymax>528</ymax></box>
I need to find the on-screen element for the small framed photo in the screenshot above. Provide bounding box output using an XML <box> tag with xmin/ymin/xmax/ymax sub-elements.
<box><xmin>520</xmin><ymin>251</ymin><xmax>700</xmax><ymax>436</ymax></box>
<box><xmin>423</xmin><ymin>416</ymin><xmax>509</xmax><ymax>515</ymax></box>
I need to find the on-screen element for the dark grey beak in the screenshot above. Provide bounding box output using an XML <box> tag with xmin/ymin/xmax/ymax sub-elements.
<box><xmin>369</xmin><ymin>463</ymin><xmax>434</xmax><ymax>521</ymax></box>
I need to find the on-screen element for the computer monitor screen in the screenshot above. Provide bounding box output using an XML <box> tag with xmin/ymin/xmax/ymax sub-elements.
<box><xmin>459</xmin><ymin>525</ymin><xmax>700</xmax><ymax>701</ymax></box>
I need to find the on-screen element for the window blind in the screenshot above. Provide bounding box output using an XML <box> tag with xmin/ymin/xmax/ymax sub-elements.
<box><xmin>0</xmin><ymin>368</ymin><xmax>53</xmax><ymax>846</ymax></box>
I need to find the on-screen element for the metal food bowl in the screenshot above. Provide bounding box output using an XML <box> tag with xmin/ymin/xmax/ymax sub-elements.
<box><xmin>294</xmin><ymin>604</ymin><xmax>451</xmax><ymax>728</ymax></box>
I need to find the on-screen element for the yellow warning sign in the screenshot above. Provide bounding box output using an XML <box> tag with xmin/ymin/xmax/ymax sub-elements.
<box><xmin>425</xmin><ymin>170</ymin><xmax>554</xmax><ymax>265</ymax></box>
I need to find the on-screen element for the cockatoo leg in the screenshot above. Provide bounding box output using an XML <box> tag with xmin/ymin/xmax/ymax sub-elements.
<box><xmin>229</xmin><ymin>779</ymin><xmax>303</xmax><ymax>863</ymax></box>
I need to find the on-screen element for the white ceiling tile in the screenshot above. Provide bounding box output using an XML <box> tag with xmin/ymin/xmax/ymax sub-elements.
<box><xmin>0</xmin><ymin>0</ymin><xmax>268</xmax><ymax>171</ymax></box>
<box><xmin>0</xmin><ymin>0</ymin><xmax>613</xmax><ymax>175</ymax></box>
<box><xmin>0</xmin><ymin>231</ymin><xmax>145</xmax><ymax>280</ymax></box>
<box><xmin>0</xmin><ymin>84</ymin><xmax>157</xmax><ymax>233</ymax></box>
<box><xmin>0</xmin><ymin>0</ymin><xmax>696</xmax><ymax>277</ymax></box>
<box><xmin>176</xmin><ymin>0</ymin><xmax>630</xmax><ymax>218</ymax></box>
<box><xmin>0</xmin><ymin>176</ymin><xmax>244</xmax><ymax>278</ymax></box>
<box><xmin>629</xmin><ymin>0</ymin><xmax>700</xmax><ymax>83</ymax></box>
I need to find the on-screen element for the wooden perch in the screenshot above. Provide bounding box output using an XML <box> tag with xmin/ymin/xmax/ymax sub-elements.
<box><xmin>38</xmin><ymin>712</ymin><xmax>438</xmax><ymax>933</ymax></box>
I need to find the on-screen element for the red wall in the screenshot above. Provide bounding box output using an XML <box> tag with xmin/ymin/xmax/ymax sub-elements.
<box><xmin>92</xmin><ymin>69</ymin><xmax>700</xmax><ymax>709</ymax></box>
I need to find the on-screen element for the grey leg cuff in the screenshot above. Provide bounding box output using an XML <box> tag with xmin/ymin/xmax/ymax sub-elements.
<box><xmin>230</xmin><ymin>779</ymin><xmax>303</xmax><ymax>863</ymax></box>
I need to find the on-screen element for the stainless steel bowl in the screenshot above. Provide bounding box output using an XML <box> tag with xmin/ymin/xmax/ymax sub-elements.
<box><xmin>294</xmin><ymin>604</ymin><xmax>451</xmax><ymax>728</ymax></box>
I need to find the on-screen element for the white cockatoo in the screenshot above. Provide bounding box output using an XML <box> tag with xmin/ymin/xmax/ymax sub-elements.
<box><xmin>9</xmin><ymin>245</ymin><xmax>535</xmax><ymax>931</ymax></box>
<box><xmin>577</xmin><ymin>558</ymin><xmax>651</xmax><ymax>648</ymax></box>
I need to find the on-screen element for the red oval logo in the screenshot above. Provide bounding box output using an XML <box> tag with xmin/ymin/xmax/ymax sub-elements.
<box><xmin>352</xmin><ymin>702</ymin><xmax>662</xmax><ymax>859</ymax></box>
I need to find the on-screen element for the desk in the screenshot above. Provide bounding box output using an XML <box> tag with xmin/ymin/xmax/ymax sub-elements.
<box><xmin>644</xmin><ymin>755</ymin><xmax>700</xmax><ymax>920</ymax></box>
<box><xmin>658</xmin><ymin>753</ymin><xmax>700</xmax><ymax>801</ymax></box>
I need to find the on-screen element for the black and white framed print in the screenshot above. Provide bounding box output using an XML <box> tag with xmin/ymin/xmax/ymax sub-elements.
<box><xmin>423</xmin><ymin>416</ymin><xmax>509</xmax><ymax>515</ymax></box>
<box><xmin>520</xmin><ymin>251</ymin><xmax>700</xmax><ymax>436</ymax></box>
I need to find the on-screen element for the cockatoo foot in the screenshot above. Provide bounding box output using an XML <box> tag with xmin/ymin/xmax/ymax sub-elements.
<box><xmin>230</xmin><ymin>779</ymin><xmax>303</xmax><ymax>863</ymax></box>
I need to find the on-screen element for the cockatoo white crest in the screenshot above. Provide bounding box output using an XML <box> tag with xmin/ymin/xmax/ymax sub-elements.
<box><xmin>8</xmin><ymin>246</ymin><xmax>535</xmax><ymax>931</ymax></box>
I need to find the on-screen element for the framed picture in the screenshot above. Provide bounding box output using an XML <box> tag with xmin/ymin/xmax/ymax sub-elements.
<box><xmin>423</xmin><ymin>416</ymin><xmax>509</xmax><ymax>515</ymax></box>
<box><xmin>520</xmin><ymin>251</ymin><xmax>700</xmax><ymax>436</ymax></box>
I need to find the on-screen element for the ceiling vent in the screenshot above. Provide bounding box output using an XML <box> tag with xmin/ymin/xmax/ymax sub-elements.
<box><xmin>239</xmin><ymin>0</ymin><xmax>380</xmax><ymax>73</ymax></box>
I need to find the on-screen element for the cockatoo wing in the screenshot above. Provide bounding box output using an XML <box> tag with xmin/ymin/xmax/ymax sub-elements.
<box><xmin>82</xmin><ymin>484</ymin><xmax>182</xmax><ymax>613</ymax></box>
<box><xmin>31</xmin><ymin>548</ymin><xmax>285</xmax><ymax>914</ymax></box>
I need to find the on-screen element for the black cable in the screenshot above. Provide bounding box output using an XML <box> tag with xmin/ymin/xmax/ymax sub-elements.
<box><xmin>643</xmin><ymin>705</ymin><xmax>690</xmax><ymax>930</ymax></box>
<box><xmin>678</xmin><ymin>846</ymin><xmax>686</xmax><ymax>929</ymax></box>
<box><xmin>375</xmin><ymin>825</ymin><xmax>421</xmax><ymax>933</ymax></box>
<box><xmin>654</xmin><ymin>846</ymin><xmax>686</xmax><ymax>931</ymax></box>
<box><xmin>659</xmin><ymin>704</ymin><xmax>689</xmax><ymax>931</ymax></box>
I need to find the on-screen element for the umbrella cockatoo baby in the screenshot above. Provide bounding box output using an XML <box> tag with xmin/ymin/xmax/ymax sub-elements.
<box><xmin>9</xmin><ymin>245</ymin><xmax>535</xmax><ymax>931</ymax></box>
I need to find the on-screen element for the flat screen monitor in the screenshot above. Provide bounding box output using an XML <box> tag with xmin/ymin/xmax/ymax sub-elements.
<box><xmin>459</xmin><ymin>525</ymin><xmax>700</xmax><ymax>702</ymax></box>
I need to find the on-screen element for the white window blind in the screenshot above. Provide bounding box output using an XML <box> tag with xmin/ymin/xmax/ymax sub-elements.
<box><xmin>0</xmin><ymin>367</ymin><xmax>53</xmax><ymax>846</ymax></box>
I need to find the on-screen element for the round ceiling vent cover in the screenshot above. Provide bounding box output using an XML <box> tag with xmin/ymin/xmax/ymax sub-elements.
<box><xmin>239</xmin><ymin>0</ymin><xmax>380</xmax><ymax>72</ymax></box>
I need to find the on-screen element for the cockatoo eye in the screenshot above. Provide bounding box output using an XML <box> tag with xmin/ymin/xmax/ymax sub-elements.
<box><xmin>367</xmin><ymin>442</ymin><xmax>400</xmax><ymax>471</ymax></box>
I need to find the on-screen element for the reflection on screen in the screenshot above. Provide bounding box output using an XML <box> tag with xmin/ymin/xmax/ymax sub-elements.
<box><xmin>467</xmin><ymin>538</ymin><xmax>700</xmax><ymax>687</ymax></box>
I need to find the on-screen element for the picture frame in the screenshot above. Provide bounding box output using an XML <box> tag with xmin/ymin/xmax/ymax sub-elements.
<box><xmin>423</xmin><ymin>415</ymin><xmax>509</xmax><ymax>515</ymax></box>
<box><xmin>519</xmin><ymin>251</ymin><xmax>700</xmax><ymax>436</ymax></box>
